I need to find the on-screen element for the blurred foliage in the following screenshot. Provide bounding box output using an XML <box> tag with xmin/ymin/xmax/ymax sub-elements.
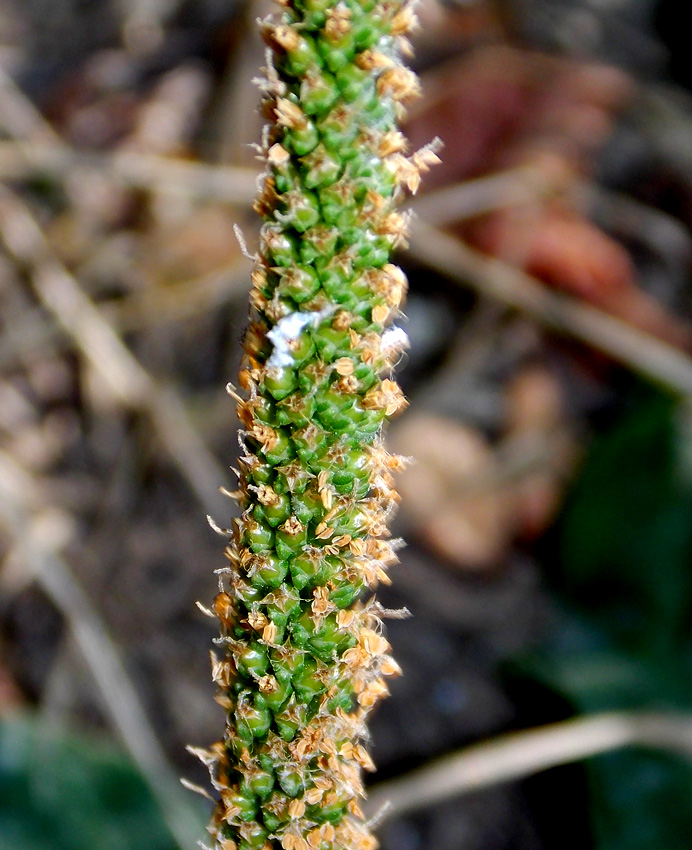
<box><xmin>0</xmin><ymin>715</ymin><xmax>176</xmax><ymax>850</ymax></box>
<box><xmin>522</xmin><ymin>384</ymin><xmax>692</xmax><ymax>850</ymax></box>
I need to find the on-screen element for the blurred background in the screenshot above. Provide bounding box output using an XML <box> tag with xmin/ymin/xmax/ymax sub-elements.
<box><xmin>3</xmin><ymin>0</ymin><xmax>692</xmax><ymax>848</ymax></box>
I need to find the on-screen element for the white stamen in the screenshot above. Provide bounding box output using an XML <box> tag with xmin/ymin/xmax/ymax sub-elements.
<box><xmin>206</xmin><ymin>514</ymin><xmax>230</xmax><ymax>537</ymax></box>
<box><xmin>180</xmin><ymin>777</ymin><xmax>213</xmax><ymax>801</ymax></box>
<box><xmin>195</xmin><ymin>600</ymin><xmax>216</xmax><ymax>618</ymax></box>
<box><xmin>233</xmin><ymin>224</ymin><xmax>257</xmax><ymax>260</ymax></box>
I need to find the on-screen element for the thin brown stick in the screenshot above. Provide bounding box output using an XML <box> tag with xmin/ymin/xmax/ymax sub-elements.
<box><xmin>409</xmin><ymin>163</ymin><xmax>560</xmax><ymax>225</ymax></box>
<box><xmin>0</xmin><ymin>259</ymin><xmax>250</xmax><ymax>369</ymax></box>
<box><xmin>0</xmin><ymin>188</ymin><xmax>227</xmax><ymax>514</ymax></box>
<box><xmin>105</xmin><ymin>259</ymin><xmax>251</xmax><ymax>329</ymax></box>
<box><xmin>407</xmin><ymin>220</ymin><xmax>692</xmax><ymax>397</ymax></box>
<box><xmin>366</xmin><ymin>711</ymin><xmax>692</xmax><ymax>821</ymax></box>
<box><xmin>0</xmin><ymin>67</ymin><xmax>61</xmax><ymax>144</ymax></box>
<box><xmin>0</xmin><ymin>451</ymin><xmax>205</xmax><ymax>850</ymax></box>
<box><xmin>0</xmin><ymin>139</ymin><xmax>258</xmax><ymax>205</ymax></box>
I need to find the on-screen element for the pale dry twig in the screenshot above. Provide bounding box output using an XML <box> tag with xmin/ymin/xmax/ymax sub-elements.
<box><xmin>366</xmin><ymin>710</ymin><xmax>692</xmax><ymax>821</ymax></box>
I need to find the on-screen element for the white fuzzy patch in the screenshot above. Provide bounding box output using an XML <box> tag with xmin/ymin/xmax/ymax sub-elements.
<box><xmin>266</xmin><ymin>307</ymin><xmax>332</xmax><ymax>369</ymax></box>
<box><xmin>381</xmin><ymin>325</ymin><xmax>410</xmax><ymax>358</ymax></box>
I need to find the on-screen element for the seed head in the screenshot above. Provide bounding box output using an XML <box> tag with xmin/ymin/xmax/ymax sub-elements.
<box><xmin>200</xmin><ymin>1</ymin><xmax>438</xmax><ymax>847</ymax></box>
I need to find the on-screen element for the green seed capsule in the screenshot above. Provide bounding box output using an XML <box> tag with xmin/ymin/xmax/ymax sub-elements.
<box><xmin>335</xmin><ymin>63</ymin><xmax>373</xmax><ymax>103</ymax></box>
<box><xmin>290</xmin><ymin>488</ymin><xmax>324</xmax><ymax>525</ymax></box>
<box><xmin>356</xmin><ymin>406</ymin><xmax>386</xmax><ymax>434</ymax></box>
<box><xmin>288</xmin><ymin>551</ymin><xmax>325</xmax><ymax>589</ymax></box>
<box><xmin>246</xmin><ymin>459</ymin><xmax>275</xmax><ymax>486</ymax></box>
<box><xmin>353</xmin><ymin>361</ymin><xmax>377</xmax><ymax>386</ymax></box>
<box><xmin>311</xmin><ymin>324</ymin><xmax>352</xmax><ymax>360</ymax></box>
<box><xmin>248</xmin><ymin>770</ymin><xmax>275</xmax><ymax>800</ymax></box>
<box><xmin>261</xmin><ymin>427</ymin><xmax>296</xmax><ymax>467</ymax></box>
<box><xmin>262</xmin><ymin>584</ymin><xmax>301</xmax><ymax>624</ymax></box>
<box><xmin>314</xmin><ymin>388</ymin><xmax>357</xmax><ymax>429</ymax></box>
<box><xmin>259</xmin><ymin>811</ymin><xmax>282</xmax><ymax>834</ymax></box>
<box><xmin>260</xmin><ymin>671</ymin><xmax>292</xmax><ymax>711</ymax></box>
<box><xmin>274</xmin><ymin>699</ymin><xmax>309</xmax><ymax>741</ymax></box>
<box><xmin>262</xmin><ymin>224</ymin><xmax>298</xmax><ymax>267</ymax></box>
<box><xmin>235</xmin><ymin>719</ymin><xmax>254</xmax><ymax>749</ymax></box>
<box><xmin>299</xmin><ymin>224</ymin><xmax>340</xmax><ymax>263</ymax></box>
<box><xmin>273</xmin><ymin>461</ymin><xmax>312</xmax><ymax>495</ymax></box>
<box><xmin>275</xmin><ymin>521</ymin><xmax>309</xmax><ymax>558</ymax></box>
<box><xmin>280</xmin><ymin>32</ymin><xmax>321</xmax><ymax>78</ymax></box>
<box><xmin>330</xmin><ymin>506</ymin><xmax>367</xmax><ymax>537</ymax></box>
<box><xmin>275</xmin><ymin>392</ymin><xmax>316</xmax><ymax>428</ymax></box>
<box><xmin>363</xmin><ymin>94</ymin><xmax>397</xmax><ymax>128</ymax></box>
<box><xmin>292</xmin><ymin>423</ymin><xmax>331</xmax><ymax>464</ymax></box>
<box><xmin>348</xmin><ymin>149</ymin><xmax>383</xmax><ymax>181</ymax></box>
<box><xmin>316</xmin><ymin>25</ymin><xmax>356</xmax><ymax>72</ymax></box>
<box><xmin>224</xmin><ymin>789</ymin><xmax>259</xmax><ymax>822</ymax></box>
<box><xmin>353</xmin><ymin>12</ymin><xmax>387</xmax><ymax>50</ymax></box>
<box><xmin>318</xmin><ymin>182</ymin><xmax>360</xmax><ymax>227</ymax></box>
<box><xmin>297</xmin><ymin>0</ymin><xmax>332</xmax><ymax>27</ymax></box>
<box><xmin>238</xmin><ymin>694</ymin><xmax>273</xmax><ymax>739</ymax></box>
<box><xmin>328</xmin><ymin>686</ymin><xmax>354</xmax><ymax>713</ymax></box>
<box><xmin>316</xmin><ymin>104</ymin><xmax>360</xmax><ymax>151</ymax></box>
<box><xmin>292</xmin><ymin>655</ymin><xmax>326</xmax><ymax>701</ymax></box>
<box><xmin>250</xmin><ymin>706</ymin><xmax>273</xmax><ymax>739</ymax></box>
<box><xmin>272</xmin><ymin>159</ymin><xmax>300</xmax><ymax>195</ymax></box>
<box><xmin>270</xmin><ymin>646</ymin><xmax>307</xmax><ymax>678</ymax></box>
<box><xmin>242</xmin><ymin>517</ymin><xmax>274</xmax><ymax>553</ymax></box>
<box><xmin>296</xmin><ymin>360</ymin><xmax>330</xmax><ymax>394</ymax></box>
<box><xmin>261</xmin><ymin>790</ymin><xmax>291</xmax><ymax>831</ymax></box>
<box><xmin>308</xmin><ymin>614</ymin><xmax>350</xmax><ymax>661</ymax></box>
<box><xmin>234</xmin><ymin>580</ymin><xmax>264</xmax><ymax>606</ymax></box>
<box><xmin>352</xmin><ymin>235</ymin><xmax>390</xmax><ymax>269</ymax></box>
<box><xmin>276</xmin><ymin>264</ymin><xmax>321</xmax><ymax>303</ymax></box>
<box><xmin>300</xmin><ymin>68</ymin><xmax>339</xmax><ymax>115</ymax></box>
<box><xmin>300</xmin><ymin>144</ymin><xmax>342</xmax><ymax>190</ymax></box>
<box><xmin>285</xmin><ymin>119</ymin><xmax>319</xmax><ymax>156</ymax></box>
<box><xmin>329</xmin><ymin>580</ymin><xmax>363</xmax><ymax>609</ymax></box>
<box><xmin>248</xmin><ymin>395</ymin><xmax>276</xmax><ymax>425</ymax></box>
<box><xmin>278</xmin><ymin>188</ymin><xmax>321</xmax><ymax>232</ymax></box>
<box><xmin>307</xmin><ymin>798</ymin><xmax>347</xmax><ymax>824</ymax></box>
<box><xmin>277</xmin><ymin>766</ymin><xmax>304</xmax><ymax>798</ymax></box>
<box><xmin>236</xmin><ymin>643</ymin><xmax>270</xmax><ymax>678</ymax></box>
<box><xmin>254</xmin><ymin>551</ymin><xmax>289</xmax><ymax>586</ymax></box>
<box><xmin>332</xmin><ymin>447</ymin><xmax>371</xmax><ymax>494</ymax></box>
<box><xmin>239</xmin><ymin>821</ymin><xmax>269</xmax><ymax>850</ymax></box>
<box><xmin>315</xmin><ymin>254</ymin><xmax>358</xmax><ymax>301</ymax></box>
<box><xmin>260</xmin><ymin>494</ymin><xmax>292</xmax><ymax>529</ymax></box>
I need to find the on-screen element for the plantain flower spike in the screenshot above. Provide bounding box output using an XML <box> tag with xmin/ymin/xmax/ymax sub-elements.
<box><xmin>197</xmin><ymin>2</ymin><xmax>438</xmax><ymax>849</ymax></box>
